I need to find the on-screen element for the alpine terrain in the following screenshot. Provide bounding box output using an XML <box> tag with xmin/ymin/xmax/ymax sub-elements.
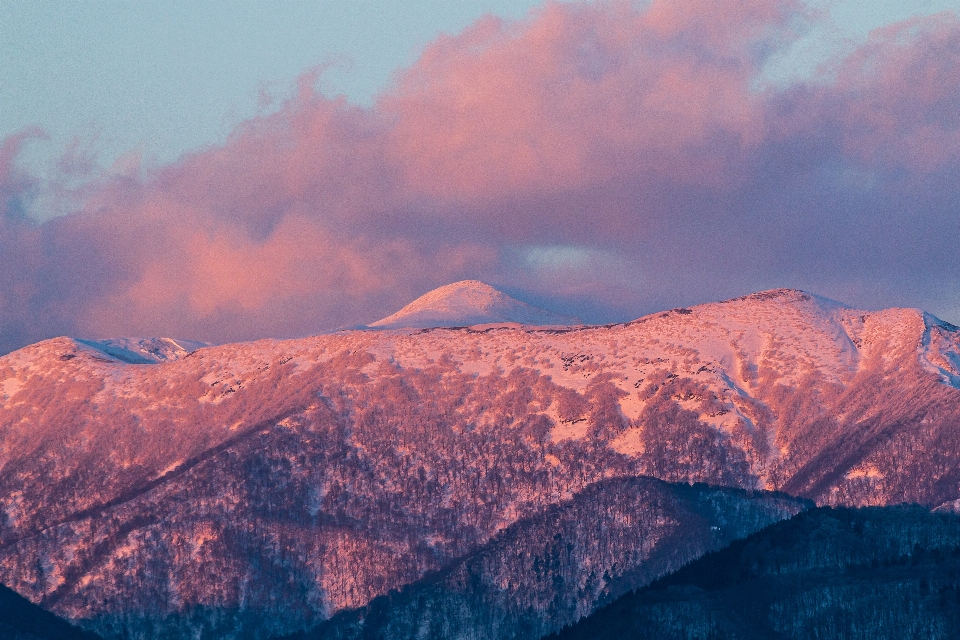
<box><xmin>2</xmin><ymin>282</ymin><xmax>960</xmax><ymax>639</ymax></box>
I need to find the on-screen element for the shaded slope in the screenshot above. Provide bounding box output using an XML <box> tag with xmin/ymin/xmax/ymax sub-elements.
<box><xmin>0</xmin><ymin>582</ymin><xmax>100</xmax><ymax>640</ymax></box>
<box><xmin>288</xmin><ymin>477</ymin><xmax>807</xmax><ymax>640</ymax></box>
<box><xmin>553</xmin><ymin>506</ymin><xmax>960</xmax><ymax>640</ymax></box>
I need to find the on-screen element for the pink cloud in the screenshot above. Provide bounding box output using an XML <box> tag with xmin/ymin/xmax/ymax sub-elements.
<box><xmin>838</xmin><ymin>13</ymin><xmax>960</xmax><ymax>171</ymax></box>
<box><xmin>382</xmin><ymin>0</ymin><xmax>804</xmax><ymax>204</ymax></box>
<box><xmin>1</xmin><ymin>130</ymin><xmax>51</xmax><ymax>347</ymax></box>
<box><xmin>774</xmin><ymin>12</ymin><xmax>960</xmax><ymax>173</ymax></box>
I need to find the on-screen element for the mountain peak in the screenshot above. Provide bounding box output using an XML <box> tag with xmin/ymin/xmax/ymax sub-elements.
<box><xmin>369</xmin><ymin>280</ymin><xmax>580</xmax><ymax>329</ymax></box>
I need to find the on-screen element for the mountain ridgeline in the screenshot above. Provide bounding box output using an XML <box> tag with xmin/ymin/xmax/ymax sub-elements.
<box><xmin>552</xmin><ymin>506</ymin><xmax>960</xmax><ymax>639</ymax></box>
<box><xmin>2</xmin><ymin>284</ymin><xmax>960</xmax><ymax>639</ymax></box>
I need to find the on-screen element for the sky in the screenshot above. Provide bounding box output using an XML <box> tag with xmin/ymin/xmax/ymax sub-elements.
<box><xmin>2</xmin><ymin>0</ymin><xmax>960</xmax><ymax>353</ymax></box>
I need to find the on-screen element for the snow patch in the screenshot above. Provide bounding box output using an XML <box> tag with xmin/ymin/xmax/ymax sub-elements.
<box><xmin>618</xmin><ymin>391</ymin><xmax>645</xmax><ymax>421</ymax></box>
<box><xmin>845</xmin><ymin>465</ymin><xmax>883</xmax><ymax>480</ymax></box>
<box><xmin>550</xmin><ymin>418</ymin><xmax>590</xmax><ymax>442</ymax></box>
<box><xmin>1</xmin><ymin>377</ymin><xmax>23</xmax><ymax>400</ymax></box>
<box><xmin>611</xmin><ymin>427</ymin><xmax>645</xmax><ymax>456</ymax></box>
<box><xmin>157</xmin><ymin>460</ymin><xmax>184</xmax><ymax>477</ymax></box>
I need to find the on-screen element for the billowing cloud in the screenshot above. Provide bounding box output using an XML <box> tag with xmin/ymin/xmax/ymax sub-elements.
<box><xmin>2</xmin><ymin>0</ymin><xmax>960</xmax><ymax>354</ymax></box>
<box><xmin>384</xmin><ymin>0</ymin><xmax>800</xmax><ymax>202</ymax></box>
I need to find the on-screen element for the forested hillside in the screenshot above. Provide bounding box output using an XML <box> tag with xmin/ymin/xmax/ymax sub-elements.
<box><xmin>553</xmin><ymin>506</ymin><xmax>960</xmax><ymax>639</ymax></box>
<box><xmin>0</xmin><ymin>582</ymin><xmax>100</xmax><ymax>640</ymax></box>
<box><xmin>288</xmin><ymin>478</ymin><xmax>807</xmax><ymax>640</ymax></box>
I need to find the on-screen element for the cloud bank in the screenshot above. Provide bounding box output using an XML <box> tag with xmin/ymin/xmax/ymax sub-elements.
<box><xmin>3</xmin><ymin>0</ymin><xmax>960</xmax><ymax>353</ymax></box>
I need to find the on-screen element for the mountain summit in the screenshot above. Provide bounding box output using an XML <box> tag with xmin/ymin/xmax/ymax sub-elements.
<box><xmin>369</xmin><ymin>280</ymin><xmax>580</xmax><ymax>329</ymax></box>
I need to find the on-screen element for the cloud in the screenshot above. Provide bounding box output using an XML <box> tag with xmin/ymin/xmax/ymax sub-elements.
<box><xmin>1</xmin><ymin>129</ymin><xmax>56</xmax><ymax>350</ymax></box>
<box><xmin>383</xmin><ymin>0</ymin><xmax>802</xmax><ymax>204</ymax></box>
<box><xmin>1</xmin><ymin>0</ymin><xmax>960</xmax><ymax>354</ymax></box>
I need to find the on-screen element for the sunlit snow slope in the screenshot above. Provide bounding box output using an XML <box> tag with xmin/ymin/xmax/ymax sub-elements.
<box><xmin>368</xmin><ymin>280</ymin><xmax>580</xmax><ymax>328</ymax></box>
<box><xmin>2</xmin><ymin>287</ymin><xmax>960</xmax><ymax>639</ymax></box>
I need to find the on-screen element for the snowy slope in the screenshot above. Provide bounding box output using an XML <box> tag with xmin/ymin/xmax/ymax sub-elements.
<box><xmin>2</xmin><ymin>288</ymin><xmax>960</xmax><ymax>639</ymax></box>
<box><xmin>368</xmin><ymin>280</ymin><xmax>580</xmax><ymax>328</ymax></box>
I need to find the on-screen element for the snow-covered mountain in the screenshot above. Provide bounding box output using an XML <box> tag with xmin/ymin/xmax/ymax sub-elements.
<box><xmin>2</xmin><ymin>287</ymin><xmax>960</xmax><ymax>639</ymax></box>
<box><xmin>368</xmin><ymin>280</ymin><xmax>580</xmax><ymax>328</ymax></box>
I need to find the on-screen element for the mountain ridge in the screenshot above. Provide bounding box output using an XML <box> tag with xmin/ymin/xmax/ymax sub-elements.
<box><xmin>551</xmin><ymin>505</ymin><xmax>960</xmax><ymax>639</ymax></box>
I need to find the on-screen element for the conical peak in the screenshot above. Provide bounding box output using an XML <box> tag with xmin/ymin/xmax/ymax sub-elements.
<box><xmin>370</xmin><ymin>280</ymin><xmax>579</xmax><ymax>329</ymax></box>
<box><xmin>432</xmin><ymin>280</ymin><xmax>493</xmax><ymax>292</ymax></box>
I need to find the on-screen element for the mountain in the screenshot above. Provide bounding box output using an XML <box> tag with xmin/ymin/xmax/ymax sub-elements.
<box><xmin>552</xmin><ymin>505</ymin><xmax>960</xmax><ymax>640</ymax></box>
<box><xmin>74</xmin><ymin>337</ymin><xmax>209</xmax><ymax>364</ymax></box>
<box><xmin>0</xmin><ymin>581</ymin><xmax>100</xmax><ymax>640</ymax></box>
<box><xmin>288</xmin><ymin>478</ymin><xmax>807</xmax><ymax>640</ymax></box>
<box><xmin>368</xmin><ymin>280</ymin><xmax>581</xmax><ymax>328</ymax></box>
<box><xmin>2</xmin><ymin>287</ymin><xmax>960</xmax><ymax>638</ymax></box>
